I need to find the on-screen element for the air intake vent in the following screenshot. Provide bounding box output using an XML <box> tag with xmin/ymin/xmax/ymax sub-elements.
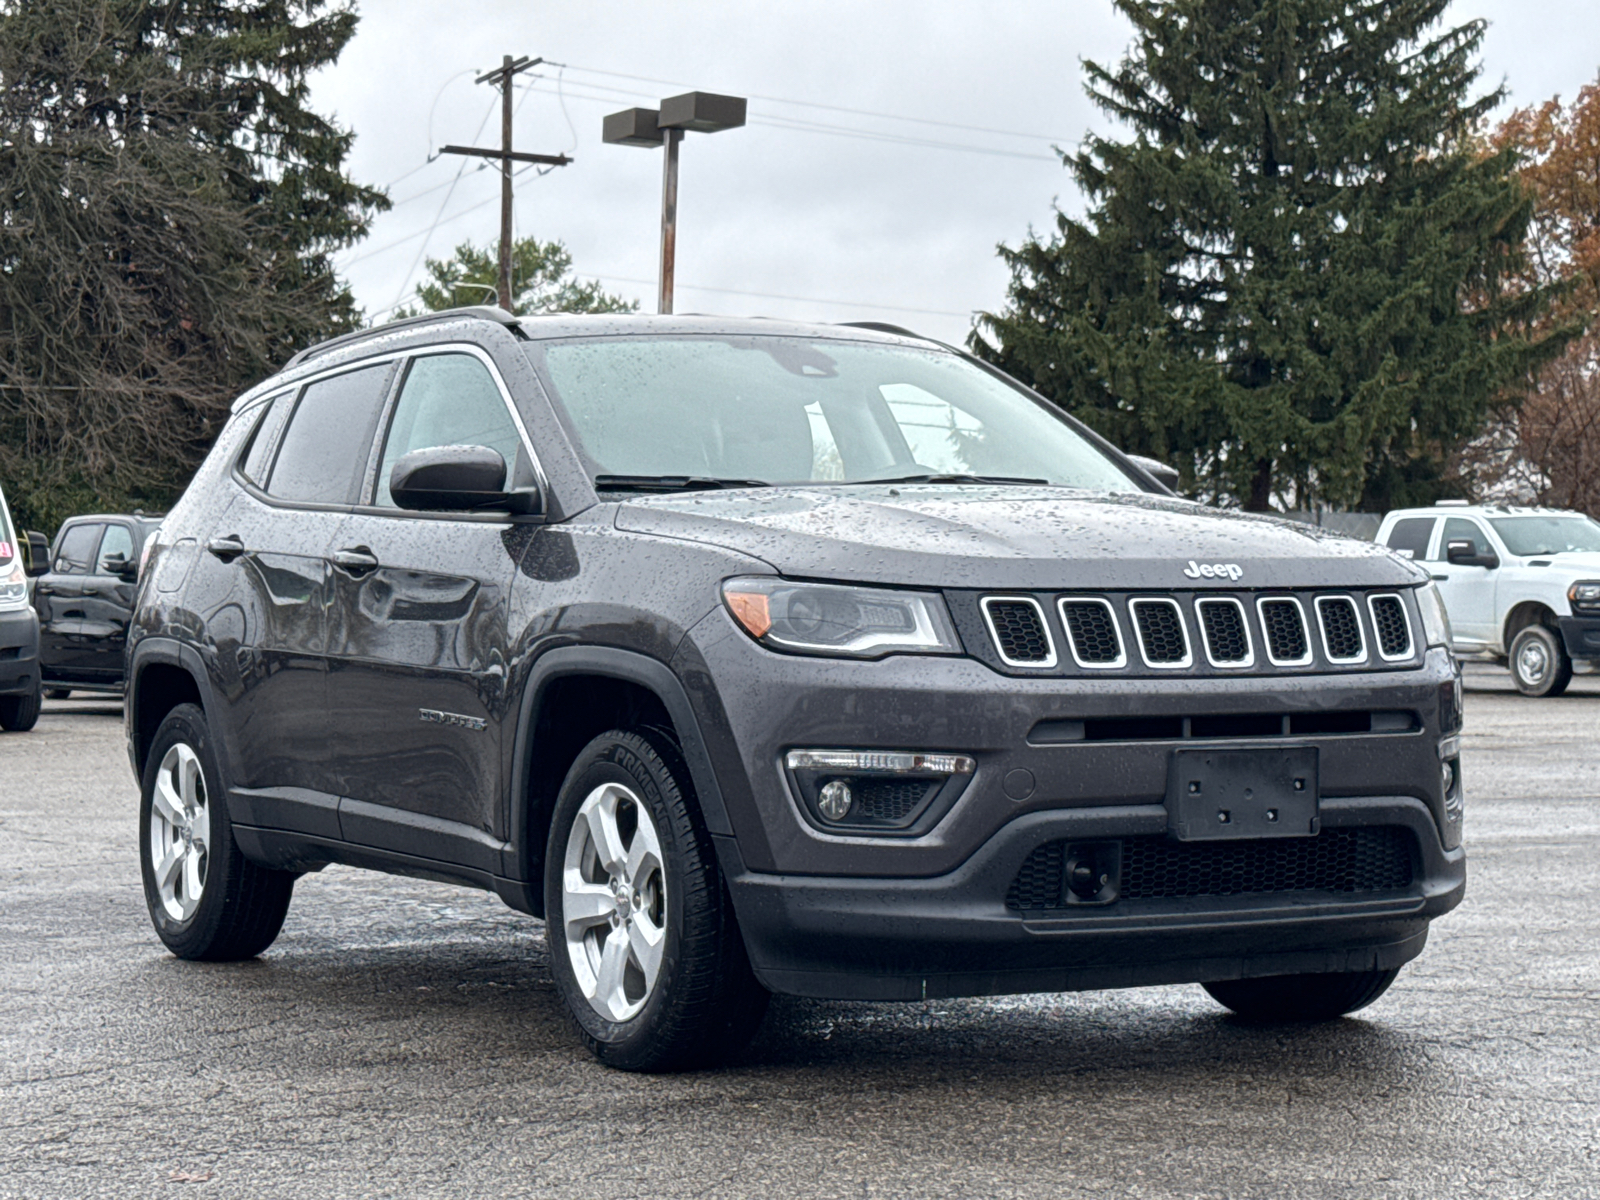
<box><xmin>1130</xmin><ymin>598</ymin><xmax>1190</xmax><ymax>666</ymax></box>
<box><xmin>1369</xmin><ymin>595</ymin><xmax>1412</xmax><ymax>659</ymax></box>
<box><xmin>1259</xmin><ymin>598</ymin><xmax>1311</xmax><ymax>665</ymax></box>
<box><xmin>1006</xmin><ymin>827</ymin><xmax>1414</xmax><ymax>910</ymax></box>
<box><xmin>1059</xmin><ymin>598</ymin><xmax>1125</xmax><ymax>667</ymax></box>
<box><xmin>981</xmin><ymin>597</ymin><xmax>1055</xmax><ymax>666</ymax></box>
<box><xmin>1196</xmin><ymin>598</ymin><xmax>1251</xmax><ymax>665</ymax></box>
<box><xmin>1317</xmin><ymin>597</ymin><xmax>1365</xmax><ymax>662</ymax></box>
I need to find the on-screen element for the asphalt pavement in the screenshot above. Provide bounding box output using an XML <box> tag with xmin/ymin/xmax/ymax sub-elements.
<box><xmin>2</xmin><ymin>669</ymin><xmax>1597</xmax><ymax>1199</ymax></box>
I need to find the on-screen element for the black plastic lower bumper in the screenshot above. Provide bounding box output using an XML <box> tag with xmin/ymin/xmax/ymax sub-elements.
<box><xmin>1558</xmin><ymin>615</ymin><xmax>1600</xmax><ymax>660</ymax></box>
<box><xmin>723</xmin><ymin>795</ymin><xmax>1463</xmax><ymax>1001</ymax></box>
<box><xmin>0</xmin><ymin>607</ymin><xmax>39</xmax><ymax>696</ymax></box>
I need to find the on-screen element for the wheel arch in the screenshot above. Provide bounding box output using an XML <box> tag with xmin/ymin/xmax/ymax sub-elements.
<box><xmin>127</xmin><ymin>639</ymin><xmax>215</xmax><ymax>780</ymax></box>
<box><xmin>507</xmin><ymin>647</ymin><xmax>732</xmax><ymax>918</ymax></box>
<box><xmin>1503</xmin><ymin>600</ymin><xmax>1560</xmax><ymax>655</ymax></box>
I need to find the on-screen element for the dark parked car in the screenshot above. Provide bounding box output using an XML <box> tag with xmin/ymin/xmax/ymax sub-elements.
<box><xmin>127</xmin><ymin>308</ymin><xmax>1465</xmax><ymax>1071</ymax></box>
<box><xmin>34</xmin><ymin>512</ymin><xmax>162</xmax><ymax>698</ymax></box>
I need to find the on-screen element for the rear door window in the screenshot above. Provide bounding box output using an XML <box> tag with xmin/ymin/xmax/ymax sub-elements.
<box><xmin>54</xmin><ymin>522</ymin><xmax>104</xmax><ymax>575</ymax></box>
<box><xmin>1384</xmin><ymin>517</ymin><xmax>1436</xmax><ymax>560</ymax></box>
<box><xmin>267</xmin><ymin>364</ymin><xmax>394</xmax><ymax>505</ymax></box>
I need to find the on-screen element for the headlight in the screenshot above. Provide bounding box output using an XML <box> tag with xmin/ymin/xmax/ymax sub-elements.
<box><xmin>0</xmin><ymin>560</ymin><xmax>27</xmax><ymax>610</ymax></box>
<box><xmin>1416</xmin><ymin>581</ymin><xmax>1452</xmax><ymax>649</ymax></box>
<box><xmin>722</xmin><ymin>577</ymin><xmax>961</xmax><ymax>658</ymax></box>
<box><xmin>1568</xmin><ymin>581</ymin><xmax>1600</xmax><ymax>613</ymax></box>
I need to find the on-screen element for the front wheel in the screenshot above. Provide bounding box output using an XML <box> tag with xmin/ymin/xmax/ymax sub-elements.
<box><xmin>0</xmin><ymin>682</ymin><xmax>42</xmax><ymax>731</ymax></box>
<box><xmin>1510</xmin><ymin>625</ymin><xmax>1572</xmax><ymax>697</ymax></box>
<box><xmin>1202</xmin><ymin>967</ymin><xmax>1401</xmax><ymax>1021</ymax></box>
<box><xmin>545</xmin><ymin>729</ymin><xmax>768</xmax><ymax>1072</ymax></box>
<box><xmin>139</xmin><ymin>703</ymin><xmax>295</xmax><ymax>960</ymax></box>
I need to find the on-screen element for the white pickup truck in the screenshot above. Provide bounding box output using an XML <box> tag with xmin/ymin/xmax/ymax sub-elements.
<box><xmin>1375</xmin><ymin>503</ymin><xmax>1600</xmax><ymax>696</ymax></box>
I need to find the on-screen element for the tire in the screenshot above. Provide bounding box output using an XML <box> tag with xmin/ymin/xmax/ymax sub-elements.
<box><xmin>139</xmin><ymin>703</ymin><xmax>295</xmax><ymax>961</ymax></box>
<box><xmin>1202</xmin><ymin>967</ymin><xmax>1401</xmax><ymax>1021</ymax></box>
<box><xmin>544</xmin><ymin>728</ymin><xmax>769</xmax><ymax>1072</ymax></box>
<box><xmin>44</xmin><ymin>688</ymin><xmax>71</xmax><ymax>700</ymax></box>
<box><xmin>0</xmin><ymin>682</ymin><xmax>42</xmax><ymax>732</ymax></box>
<box><xmin>1510</xmin><ymin>624</ymin><xmax>1572</xmax><ymax>697</ymax></box>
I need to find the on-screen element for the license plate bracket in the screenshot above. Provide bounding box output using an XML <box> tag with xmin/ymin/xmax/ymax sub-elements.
<box><xmin>1166</xmin><ymin>747</ymin><xmax>1319</xmax><ymax>841</ymax></box>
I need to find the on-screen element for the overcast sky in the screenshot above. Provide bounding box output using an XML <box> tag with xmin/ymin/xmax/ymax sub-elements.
<box><xmin>313</xmin><ymin>1</ymin><xmax>1600</xmax><ymax>345</ymax></box>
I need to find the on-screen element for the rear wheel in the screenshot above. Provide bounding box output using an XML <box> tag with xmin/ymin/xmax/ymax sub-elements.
<box><xmin>1510</xmin><ymin>625</ymin><xmax>1571</xmax><ymax>697</ymax></box>
<box><xmin>545</xmin><ymin>728</ymin><xmax>768</xmax><ymax>1072</ymax></box>
<box><xmin>0</xmin><ymin>682</ymin><xmax>42</xmax><ymax>732</ymax></box>
<box><xmin>140</xmin><ymin>703</ymin><xmax>295</xmax><ymax>960</ymax></box>
<box><xmin>1202</xmin><ymin>967</ymin><xmax>1401</xmax><ymax>1021</ymax></box>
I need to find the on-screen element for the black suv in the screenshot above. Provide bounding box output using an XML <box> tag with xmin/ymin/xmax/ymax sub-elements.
<box><xmin>127</xmin><ymin>308</ymin><xmax>1465</xmax><ymax>1070</ymax></box>
<box><xmin>34</xmin><ymin>512</ymin><xmax>162</xmax><ymax>698</ymax></box>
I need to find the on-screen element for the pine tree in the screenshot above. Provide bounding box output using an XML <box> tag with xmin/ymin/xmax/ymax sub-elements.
<box><xmin>0</xmin><ymin>0</ymin><xmax>388</xmax><ymax>532</ymax></box>
<box><xmin>975</xmin><ymin>0</ymin><xmax>1568</xmax><ymax>511</ymax></box>
<box><xmin>398</xmin><ymin>237</ymin><xmax>637</xmax><ymax>319</ymax></box>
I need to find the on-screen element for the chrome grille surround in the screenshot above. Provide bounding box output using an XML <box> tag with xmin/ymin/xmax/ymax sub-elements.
<box><xmin>1315</xmin><ymin>595</ymin><xmax>1367</xmax><ymax>664</ymax></box>
<box><xmin>1128</xmin><ymin>597</ymin><xmax>1193</xmax><ymax>669</ymax></box>
<box><xmin>1194</xmin><ymin>597</ymin><xmax>1254</xmax><ymax>668</ymax></box>
<box><xmin>979</xmin><ymin>595</ymin><xmax>1057</xmax><ymax>668</ymax></box>
<box><xmin>1256</xmin><ymin>596</ymin><xmax>1314</xmax><ymax>667</ymax></box>
<box><xmin>1367</xmin><ymin>593</ymin><xmax>1414</xmax><ymax>661</ymax></box>
<box><xmin>1057</xmin><ymin>597</ymin><xmax>1127</xmax><ymax>669</ymax></box>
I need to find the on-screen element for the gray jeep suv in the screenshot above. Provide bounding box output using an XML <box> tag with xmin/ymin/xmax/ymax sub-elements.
<box><xmin>127</xmin><ymin>308</ymin><xmax>1465</xmax><ymax>1070</ymax></box>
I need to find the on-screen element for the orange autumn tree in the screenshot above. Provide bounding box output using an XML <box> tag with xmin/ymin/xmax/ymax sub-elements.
<box><xmin>1471</xmin><ymin>81</ymin><xmax>1600</xmax><ymax>511</ymax></box>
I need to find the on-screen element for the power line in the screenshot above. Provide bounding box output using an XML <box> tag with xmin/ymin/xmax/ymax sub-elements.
<box><xmin>584</xmin><ymin>272</ymin><xmax>974</xmax><ymax>318</ymax></box>
<box><xmin>554</xmin><ymin>62</ymin><xmax>1070</xmax><ymax>143</ymax></box>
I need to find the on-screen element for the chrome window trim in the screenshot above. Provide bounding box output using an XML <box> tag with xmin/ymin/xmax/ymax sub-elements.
<box><xmin>1194</xmin><ymin>596</ymin><xmax>1255</xmax><ymax>669</ymax></box>
<box><xmin>1315</xmin><ymin>594</ymin><xmax>1368</xmax><ymax>665</ymax></box>
<box><xmin>1367</xmin><ymin>592</ymin><xmax>1415</xmax><ymax>662</ymax></box>
<box><xmin>1127</xmin><ymin>596</ymin><xmax>1193</xmax><ymax>669</ymax></box>
<box><xmin>980</xmin><ymin>595</ymin><xmax>1058</xmax><ymax>669</ymax></box>
<box><xmin>1056</xmin><ymin>596</ymin><xmax>1128</xmax><ymax>669</ymax></box>
<box><xmin>1255</xmin><ymin>596</ymin><xmax>1315</xmax><ymax>667</ymax></box>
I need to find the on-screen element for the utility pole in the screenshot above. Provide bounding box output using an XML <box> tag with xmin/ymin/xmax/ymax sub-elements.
<box><xmin>440</xmin><ymin>55</ymin><xmax>573</xmax><ymax>313</ymax></box>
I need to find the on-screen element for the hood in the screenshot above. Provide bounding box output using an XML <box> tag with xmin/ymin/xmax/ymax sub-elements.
<box><xmin>614</xmin><ymin>485</ymin><xmax>1426</xmax><ymax>590</ymax></box>
<box><xmin>1539</xmin><ymin>551</ymin><xmax>1600</xmax><ymax>574</ymax></box>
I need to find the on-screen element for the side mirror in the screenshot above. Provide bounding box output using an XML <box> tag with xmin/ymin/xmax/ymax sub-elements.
<box><xmin>390</xmin><ymin>444</ymin><xmax>542</xmax><ymax>515</ymax></box>
<box><xmin>1126</xmin><ymin>453</ymin><xmax>1180</xmax><ymax>490</ymax></box>
<box><xmin>102</xmin><ymin>552</ymin><xmax>139</xmax><ymax>583</ymax></box>
<box><xmin>24</xmin><ymin>531</ymin><xmax>49</xmax><ymax>577</ymax></box>
<box><xmin>1445</xmin><ymin>539</ymin><xmax>1498</xmax><ymax>569</ymax></box>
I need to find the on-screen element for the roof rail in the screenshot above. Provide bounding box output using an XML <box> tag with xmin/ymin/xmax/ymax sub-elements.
<box><xmin>836</xmin><ymin>321</ymin><xmax>927</xmax><ymax>340</ymax></box>
<box><xmin>282</xmin><ymin>306</ymin><xmax>521</xmax><ymax>370</ymax></box>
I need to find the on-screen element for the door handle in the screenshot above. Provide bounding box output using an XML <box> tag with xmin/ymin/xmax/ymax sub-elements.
<box><xmin>332</xmin><ymin>546</ymin><xmax>379</xmax><ymax>573</ymax></box>
<box><xmin>207</xmin><ymin>535</ymin><xmax>246</xmax><ymax>562</ymax></box>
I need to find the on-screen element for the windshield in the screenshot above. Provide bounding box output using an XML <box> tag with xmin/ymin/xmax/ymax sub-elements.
<box><xmin>1489</xmin><ymin>515</ymin><xmax>1600</xmax><ymax>556</ymax></box>
<box><xmin>0</xmin><ymin>482</ymin><xmax>16</xmax><ymax>567</ymax></box>
<box><xmin>525</xmin><ymin>336</ymin><xmax>1143</xmax><ymax>491</ymax></box>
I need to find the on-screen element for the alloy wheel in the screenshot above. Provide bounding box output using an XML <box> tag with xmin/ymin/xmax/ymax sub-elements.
<box><xmin>149</xmin><ymin>743</ymin><xmax>211</xmax><ymax>922</ymax></box>
<box><xmin>561</xmin><ymin>782</ymin><xmax>667</xmax><ymax>1022</ymax></box>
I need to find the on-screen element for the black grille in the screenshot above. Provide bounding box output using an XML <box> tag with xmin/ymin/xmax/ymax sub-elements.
<box><xmin>985</xmin><ymin>599</ymin><xmax>1052</xmax><ymax>663</ymax></box>
<box><xmin>852</xmin><ymin>780</ymin><xmax>934</xmax><ymax>822</ymax></box>
<box><xmin>1061</xmin><ymin>600</ymin><xmax>1122</xmax><ymax>664</ymax></box>
<box><xmin>1133</xmin><ymin>600</ymin><xmax>1188</xmax><ymax>663</ymax></box>
<box><xmin>1370</xmin><ymin>596</ymin><xmax>1412</xmax><ymax>658</ymax></box>
<box><xmin>1319</xmin><ymin>598</ymin><xmax>1364</xmax><ymax>660</ymax></box>
<box><xmin>1260</xmin><ymin>599</ymin><xmax>1309</xmax><ymax>662</ymax></box>
<box><xmin>1005</xmin><ymin>828</ymin><xmax>1414</xmax><ymax>910</ymax></box>
<box><xmin>1197</xmin><ymin>600</ymin><xmax>1249</xmax><ymax>663</ymax></box>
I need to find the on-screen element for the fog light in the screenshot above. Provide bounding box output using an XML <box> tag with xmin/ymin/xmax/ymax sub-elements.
<box><xmin>818</xmin><ymin>779</ymin><xmax>853</xmax><ymax>821</ymax></box>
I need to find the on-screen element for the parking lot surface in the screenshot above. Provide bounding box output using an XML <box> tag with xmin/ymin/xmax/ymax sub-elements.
<box><xmin>2</xmin><ymin>668</ymin><xmax>1598</xmax><ymax>1199</ymax></box>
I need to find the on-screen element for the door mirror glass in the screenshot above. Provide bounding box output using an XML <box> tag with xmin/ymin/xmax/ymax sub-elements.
<box><xmin>389</xmin><ymin>444</ymin><xmax>540</xmax><ymax>514</ymax></box>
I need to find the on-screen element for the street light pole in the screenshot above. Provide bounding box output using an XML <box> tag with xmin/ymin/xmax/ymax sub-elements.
<box><xmin>603</xmin><ymin>92</ymin><xmax>747</xmax><ymax>315</ymax></box>
<box><xmin>659</xmin><ymin>128</ymin><xmax>682</xmax><ymax>313</ymax></box>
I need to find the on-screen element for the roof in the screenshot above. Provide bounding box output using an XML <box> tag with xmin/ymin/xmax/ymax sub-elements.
<box><xmin>1385</xmin><ymin>504</ymin><xmax>1584</xmax><ymax>519</ymax></box>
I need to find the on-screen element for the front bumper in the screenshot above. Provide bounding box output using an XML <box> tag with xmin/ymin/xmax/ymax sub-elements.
<box><xmin>724</xmin><ymin>795</ymin><xmax>1464</xmax><ymax>1000</ymax></box>
<box><xmin>1558</xmin><ymin>615</ymin><xmax>1600</xmax><ymax>660</ymax></box>
<box><xmin>0</xmin><ymin>607</ymin><xmax>39</xmax><ymax>696</ymax></box>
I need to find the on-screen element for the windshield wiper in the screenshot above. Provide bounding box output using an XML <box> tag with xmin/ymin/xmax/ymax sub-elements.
<box><xmin>593</xmin><ymin>474</ymin><xmax>772</xmax><ymax>493</ymax></box>
<box><xmin>855</xmin><ymin>473</ymin><xmax>1051</xmax><ymax>486</ymax></box>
